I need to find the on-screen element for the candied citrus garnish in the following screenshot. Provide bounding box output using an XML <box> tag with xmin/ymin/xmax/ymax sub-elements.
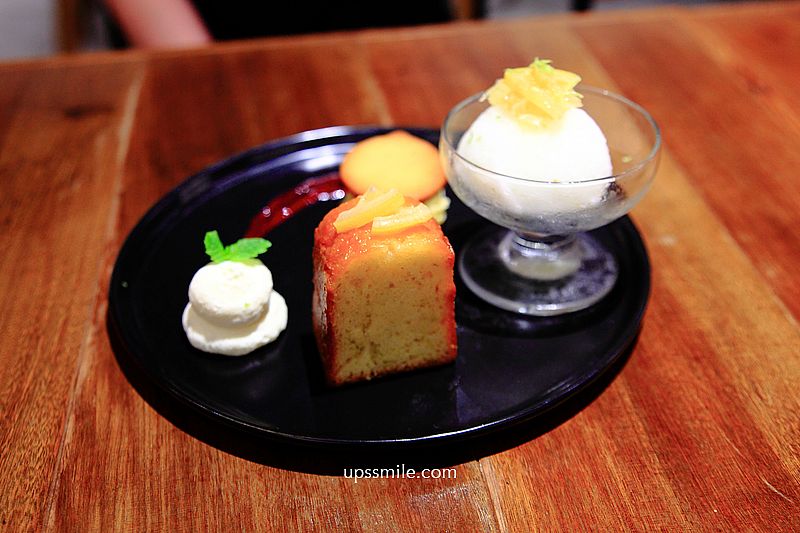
<box><xmin>361</xmin><ymin>185</ymin><xmax>384</xmax><ymax>201</ymax></box>
<box><xmin>485</xmin><ymin>58</ymin><xmax>583</xmax><ymax>128</ymax></box>
<box><xmin>371</xmin><ymin>204</ymin><xmax>433</xmax><ymax>234</ymax></box>
<box><xmin>333</xmin><ymin>188</ymin><xmax>405</xmax><ymax>232</ymax></box>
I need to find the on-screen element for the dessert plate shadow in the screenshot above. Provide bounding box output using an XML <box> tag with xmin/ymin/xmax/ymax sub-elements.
<box><xmin>108</xmin><ymin>125</ymin><xmax>650</xmax><ymax>449</ymax></box>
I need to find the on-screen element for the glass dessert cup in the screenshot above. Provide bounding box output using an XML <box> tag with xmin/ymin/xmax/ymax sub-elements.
<box><xmin>440</xmin><ymin>85</ymin><xmax>661</xmax><ymax>316</ymax></box>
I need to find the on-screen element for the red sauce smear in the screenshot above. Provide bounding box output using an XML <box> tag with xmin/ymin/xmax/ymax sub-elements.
<box><xmin>244</xmin><ymin>173</ymin><xmax>346</xmax><ymax>238</ymax></box>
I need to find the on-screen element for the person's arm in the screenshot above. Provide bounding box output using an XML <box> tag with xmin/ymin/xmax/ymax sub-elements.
<box><xmin>103</xmin><ymin>0</ymin><xmax>212</xmax><ymax>48</ymax></box>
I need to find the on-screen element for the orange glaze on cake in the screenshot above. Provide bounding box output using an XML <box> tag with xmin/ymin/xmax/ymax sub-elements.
<box><xmin>313</xmin><ymin>196</ymin><xmax>457</xmax><ymax>386</ymax></box>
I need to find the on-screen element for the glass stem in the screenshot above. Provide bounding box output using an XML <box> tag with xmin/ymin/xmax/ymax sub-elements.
<box><xmin>499</xmin><ymin>231</ymin><xmax>583</xmax><ymax>281</ymax></box>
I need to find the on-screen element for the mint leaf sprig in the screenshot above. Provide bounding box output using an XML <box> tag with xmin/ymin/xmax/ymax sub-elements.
<box><xmin>531</xmin><ymin>57</ymin><xmax>555</xmax><ymax>73</ymax></box>
<box><xmin>204</xmin><ymin>230</ymin><xmax>272</xmax><ymax>263</ymax></box>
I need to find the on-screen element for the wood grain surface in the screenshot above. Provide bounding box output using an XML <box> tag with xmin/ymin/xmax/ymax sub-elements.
<box><xmin>1</xmin><ymin>2</ymin><xmax>799</xmax><ymax>531</ymax></box>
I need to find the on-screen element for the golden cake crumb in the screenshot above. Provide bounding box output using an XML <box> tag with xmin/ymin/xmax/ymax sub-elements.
<box><xmin>312</xmin><ymin>195</ymin><xmax>457</xmax><ymax>386</ymax></box>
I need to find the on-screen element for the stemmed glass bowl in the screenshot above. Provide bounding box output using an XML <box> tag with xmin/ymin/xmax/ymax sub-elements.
<box><xmin>440</xmin><ymin>85</ymin><xmax>661</xmax><ymax>316</ymax></box>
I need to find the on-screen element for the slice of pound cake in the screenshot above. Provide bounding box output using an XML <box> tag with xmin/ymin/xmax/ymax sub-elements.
<box><xmin>312</xmin><ymin>188</ymin><xmax>457</xmax><ymax>386</ymax></box>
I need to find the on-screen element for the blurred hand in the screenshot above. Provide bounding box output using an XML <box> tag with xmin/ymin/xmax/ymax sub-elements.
<box><xmin>103</xmin><ymin>0</ymin><xmax>212</xmax><ymax>48</ymax></box>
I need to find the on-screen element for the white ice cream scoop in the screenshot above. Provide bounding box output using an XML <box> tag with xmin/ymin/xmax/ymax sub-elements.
<box><xmin>458</xmin><ymin>106</ymin><xmax>612</xmax><ymax>182</ymax></box>
<box><xmin>188</xmin><ymin>259</ymin><xmax>273</xmax><ymax>327</ymax></box>
<box><xmin>456</xmin><ymin>106</ymin><xmax>613</xmax><ymax>217</ymax></box>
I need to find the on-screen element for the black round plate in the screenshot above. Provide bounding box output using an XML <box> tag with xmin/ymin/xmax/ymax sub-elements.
<box><xmin>108</xmin><ymin>126</ymin><xmax>650</xmax><ymax>449</ymax></box>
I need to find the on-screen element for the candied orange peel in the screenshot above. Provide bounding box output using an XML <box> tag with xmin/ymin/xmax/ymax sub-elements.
<box><xmin>484</xmin><ymin>58</ymin><xmax>583</xmax><ymax>128</ymax></box>
<box><xmin>333</xmin><ymin>188</ymin><xmax>405</xmax><ymax>232</ymax></box>
<box><xmin>372</xmin><ymin>204</ymin><xmax>433</xmax><ymax>234</ymax></box>
<box><xmin>333</xmin><ymin>187</ymin><xmax>433</xmax><ymax>234</ymax></box>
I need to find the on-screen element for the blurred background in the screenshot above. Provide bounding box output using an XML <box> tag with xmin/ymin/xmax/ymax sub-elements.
<box><xmin>1</xmin><ymin>0</ymin><xmax>741</xmax><ymax>61</ymax></box>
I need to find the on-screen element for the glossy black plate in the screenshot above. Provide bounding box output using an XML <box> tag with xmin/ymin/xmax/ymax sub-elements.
<box><xmin>108</xmin><ymin>126</ymin><xmax>650</xmax><ymax>449</ymax></box>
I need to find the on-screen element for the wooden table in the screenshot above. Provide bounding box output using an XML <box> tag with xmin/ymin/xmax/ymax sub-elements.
<box><xmin>2</xmin><ymin>1</ymin><xmax>799</xmax><ymax>530</ymax></box>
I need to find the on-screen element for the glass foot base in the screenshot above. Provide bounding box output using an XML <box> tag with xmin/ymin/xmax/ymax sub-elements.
<box><xmin>458</xmin><ymin>227</ymin><xmax>618</xmax><ymax>316</ymax></box>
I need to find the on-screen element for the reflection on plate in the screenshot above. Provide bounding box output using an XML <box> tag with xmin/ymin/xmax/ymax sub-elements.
<box><xmin>108</xmin><ymin>126</ymin><xmax>650</xmax><ymax>448</ymax></box>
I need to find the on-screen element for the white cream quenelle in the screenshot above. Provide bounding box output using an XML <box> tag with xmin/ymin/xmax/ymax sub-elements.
<box><xmin>182</xmin><ymin>233</ymin><xmax>287</xmax><ymax>356</ymax></box>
